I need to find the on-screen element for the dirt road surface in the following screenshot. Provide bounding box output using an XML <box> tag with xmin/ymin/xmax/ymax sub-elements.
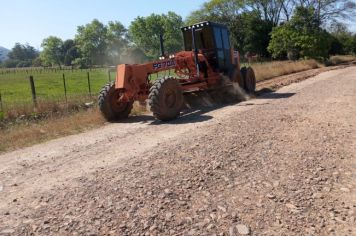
<box><xmin>0</xmin><ymin>66</ymin><xmax>355</xmax><ymax>235</ymax></box>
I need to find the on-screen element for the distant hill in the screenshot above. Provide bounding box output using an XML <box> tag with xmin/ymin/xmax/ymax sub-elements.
<box><xmin>0</xmin><ymin>46</ymin><xmax>10</xmax><ymax>61</ymax></box>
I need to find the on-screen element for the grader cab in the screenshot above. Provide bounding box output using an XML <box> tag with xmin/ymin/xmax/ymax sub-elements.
<box><xmin>99</xmin><ymin>21</ymin><xmax>256</xmax><ymax>121</ymax></box>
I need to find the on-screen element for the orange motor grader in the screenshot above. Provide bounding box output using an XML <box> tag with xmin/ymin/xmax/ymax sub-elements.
<box><xmin>99</xmin><ymin>21</ymin><xmax>256</xmax><ymax>121</ymax></box>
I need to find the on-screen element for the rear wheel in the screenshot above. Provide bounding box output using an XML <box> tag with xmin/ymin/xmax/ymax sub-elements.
<box><xmin>98</xmin><ymin>82</ymin><xmax>133</xmax><ymax>121</ymax></box>
<box><xmin>229</xmin><ymin>67</ymin><xmax>244</xmax><ymax>88</ymax></box>
<box><xmin>149</xmin><ymin>77</ymin><xmax>184</xmax><ymax>121</ymax></box>
<box><xmin>241</xmin><ymin>67</ymin><xmax>256</xmax><ymax>93</ymax></box>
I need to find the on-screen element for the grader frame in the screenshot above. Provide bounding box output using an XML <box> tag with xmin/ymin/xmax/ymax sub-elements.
<box><xmin>99</xmin><ymin>21</ymin><xmax>256</xmax><ymax>121</ymax></box>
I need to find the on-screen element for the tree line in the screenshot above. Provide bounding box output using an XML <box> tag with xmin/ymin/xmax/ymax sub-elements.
<box><xmin>1</xmin><ymin>0</ymin><xmax>355</xmax><ymax>68</ymax></box>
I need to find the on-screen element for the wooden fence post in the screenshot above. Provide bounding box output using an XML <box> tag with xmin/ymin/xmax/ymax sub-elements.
<box><xmin>0</xmin><ymin>90</ymin><xmax>3</xmax><ymax>112</ymax></box>
<box><xmin>87</xmin><ymin>72</ymin><xmax>92</xmax><ymax>96</ymax></box>
<box><xmin>29</xmin><ymin>76</ymin><xmax>37</xmax><ymax>107</ymax></box>
<box><xmin>108</xmin><ymin>69</ymin><xmax>111</xmax><ymax>83</ymax></box>
<box><xmin>62</xmin><ymin>73</ymin><xmax>67</xmax><ymax>103</ymax></box>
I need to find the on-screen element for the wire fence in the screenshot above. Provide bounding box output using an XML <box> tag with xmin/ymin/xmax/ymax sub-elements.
<box><xmin>0</xmin><ymin>68</ymin><xmax>117</xmax><ymax>119</ymax></box>
<box><xmin>0</xmin><ymin>58</ymin><xmax>272</xmax><ymax>120</ymax></box>
<box><xmin>0</xmin><ymin>67</ymin><xmax>176</xmax><ymax>120</ymax></box>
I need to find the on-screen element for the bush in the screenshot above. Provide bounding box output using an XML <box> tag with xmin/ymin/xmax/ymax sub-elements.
<box><xmin>16</xmin><ymin>60</ymin><xmax>32</xmax><ymax>67</ymax></box>
<box><xmin>72</xmin><ymin>58</ymin><xmax>89</xmax><ymax>69</ymax></box>
<box><xmin>2</xmin><ymin>59</ymin><xmax>21</xmax><ymax>68</ymax></box>
<box><xmin>287</xmin><ymin>49</ymin><xmax>299</xmax><ymax>61</ymax></box>
<box><xmin>268</xmin><ymin>7</ymin><xmax>332</xmax><ymax>60</ymax></box>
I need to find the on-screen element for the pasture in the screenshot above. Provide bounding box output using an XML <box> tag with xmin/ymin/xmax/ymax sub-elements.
<box><xmin>0</xmin><ymin>55</ymin><xmax>354</xmax><ymax>120</ymax></box>
<box><xmin>0</xmin><ymin>68</ymin><xmax>112</xmax><ymax>108</ymax></box>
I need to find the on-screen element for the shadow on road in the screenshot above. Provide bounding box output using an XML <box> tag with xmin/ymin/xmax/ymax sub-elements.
<box><xmin>256</xmin><ymin>88</ymin><xmax>296</xmax><ymax>99</ymax></box>
<box><xmin>258</xmin><ymin>92</ymin><xmax>296</xmax><ymax>99</ymax></box>
<box><xmin>117</xmin><ymin>89</ymin><xmax>296</xmax><ymax>125</ymax></box>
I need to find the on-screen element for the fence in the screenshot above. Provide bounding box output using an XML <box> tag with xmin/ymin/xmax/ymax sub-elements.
<box><xmin>0</xmin><ymin>68</ymin><xmax>117</xmax><ymax>118</ymax></box>
<box><xmin>1</xmin><ymin>66</ymin><xmax>191</xmax><ymax>119</ymax></box>
<box><xmin>0</xmin><ymin>66</ymin><xmax>180</xmax><ymax>116</ymax></box>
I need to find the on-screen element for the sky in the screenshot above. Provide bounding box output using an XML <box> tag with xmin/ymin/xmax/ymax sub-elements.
<box><xmin>0</xmin><ymin>0</ymin><xmax>206</xmax><ymax>49</ymax></box>
<box><xmin>1</xmin><ymin>0</ymin><xmax>355</xmax><ymax>50</ymax></box>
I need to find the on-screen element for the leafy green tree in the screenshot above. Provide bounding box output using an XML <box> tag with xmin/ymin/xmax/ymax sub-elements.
<box><xmin>41</xmin><ymin>36</ymin><xmax>64</xmax><ymax>67</ymax></box>
<box><xmin>235</xmin><ymin>11</ymin><xmax>273</xmax><ymax>57</ymax></box>
<box><xmin>75</xmin><ymin>19</ymin><xmax>108</xmax><ymax>66</ymax></box>
<box><xmin>329</xmin><ymin>22</ymin><xmax>356</xmax><ymax>55</ymax></box>
<box><xmin>62</xmin><ymin>39</ymin><xmax>80</xmax><ymax>66</ymax></box>
<box><xmin>129</xmin><ymin>12</ymin><xmax>184</xmax><ymax>59</ymax></box>
<box><xmin>106</xmin><ymin>21</ymin><xmax>128</xmax><ymax>65</ymax></box>
<box><xmin>5</xmin><ymin>43</ymin><xmax>38</xmax><ymax>67</ymax></box>
<box><xmin>186</xmin><ymin>0</ymin><xmax>245</xmax><ymax>25</ymax></box>
<box><xmin>32</xmin><ymin>57</ymin><xmax>43</xmax><ymax>67</ymax></box>
<box><xmin>268</xmin><ymin>6</ymin><xmax>332</xmax><ymax>59</ymax></box>
<box><xmin>352</xmin><ymin>34</ymin><xmax>356</xmax><ymax>55</ymax></box>
<box><xmin>8</xmin><ymin>43</ymin><xmax>38</xmax><ymax>61</ymax></box>
<box><xmin>186</xmin><ymin>1</ymin><xmax>273</xmax><ymax>56</ymax></box>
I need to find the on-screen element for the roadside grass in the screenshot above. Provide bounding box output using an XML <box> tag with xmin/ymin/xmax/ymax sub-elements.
<box><xmin>249</xmin><ymin>55</ymin><xmax>356</xmax><ymax>82</ymax></box>
<box><xmin>252</xmin><ymin>59</ymin><xmax>320</xmax><ymax>81</ymax></box>
<box><xmin>0</xmin><ymin>56</ymin><xmax>355</xmax><ymax>153</ymax></box>
<box><xmin>0</xmin><ymin>108</ymin><xmax>106</xmax><ymax>153</ymax></box>
<box><xmin>328</xmin><ymin>55</ymin><xmax>356</xmax><ymax>65</ymax></box>
<box><xmin>0</xmin><ymin>68</ymin><xmax>175</xmax><ymax>120</ymax></box>
<box><xmin>0</xmin><ymin>68</ymin><xmax>112</xmax><ymax>108</ymax></box>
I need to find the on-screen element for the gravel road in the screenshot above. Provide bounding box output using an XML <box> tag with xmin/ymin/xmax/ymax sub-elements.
<box><xmin>0</xmin><ymin>66</ymin><xmax>355</xmax><ymax>235</ymax></box>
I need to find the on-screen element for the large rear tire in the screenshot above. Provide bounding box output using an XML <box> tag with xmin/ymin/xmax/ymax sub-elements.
<box><xmin>149</xmin><ymin>77</ymin><xmax>184</xmax><ymax>121</ymax></box>
<box><xmin>241</xmin><ymin>67</ymin><xmax>256</xmax><ymax>93</ymax></box>
<box><xmin>98</xmin><ymin>82</ymin><xmax>133</xmax><ymax>121</ymax></box>
<box><xmin>229</xmin><ymin>67</ymin><xmax>244</xmax><ymax>88</ymax></box>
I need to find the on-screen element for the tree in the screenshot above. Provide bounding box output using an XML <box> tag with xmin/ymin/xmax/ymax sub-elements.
<box><xmin>8</xmin><ymin>43</ymin><xmax>38</xmax><ymax>61</ymax></box>
<box><xmin>268</xmin><ymin>6</ymin><xmax>332</xmax><ymax>59</ymax></box>
<box><xmin>299</xmin><ymin>0</ymin><xmax>356</xmax><ymax>25</ymax></box>
<box><xmin>185</xmin><ymin>0</ymin><xmax>273</xmax><ymax>56</ymax></box>
<box><xmin>106</xmin><ymin>21</ymin><xmax>128</xmax><ymax>65</ymax></box>
<box><xmin>6</xmin><ymin>43</ymin><xmax>38</xmax><ymax>67</ymax></box>
<box><xmin>186</xmin><ymin>0</ymin><xmax>245</xmax><ymax>25</ymax></box>
<box><xmin>62</xmin><ymin>39</ymin><xmax>80</xmax><ymax>66</ymax></box>
<box><xmin>41</xmin><ymin>36</ymin><xmax>64</xmax><ymax>67</ymax></box>
<box><xmin>129</xmin><ymin>12</ymin><xmax>184</xmax><ymax>59</ymax></box>
<box><xmin>246</xmin><ymin>0</ymin><xmax>285</xmax><ymax>26</ymax></box>
<box><xmin>75</xmin><ymin>19</ymin><xmax>108</xmax><ymax>66</ymax></box>
<box><xmin>240</xmin><ymin>11</ymin><xmax>274</xmax><ymax>57</ymax></box>
<box><xmin>329</xmin><ymin>22</ymin><xmax>356</xmax><ymax>55</ymax></box>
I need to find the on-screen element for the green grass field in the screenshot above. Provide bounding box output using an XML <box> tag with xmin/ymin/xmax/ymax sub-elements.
<box><xmin>0</xmin><ymin>68</ymin><xmax>114</xmax><ymax>110</ymax></box>
<box><xmin>0</xmin><ymin>55</ymin><xmax>354</xmax><ymax>118</ymax></box>
<box><xmin>0</xmin><ymin>67</ymin><xmax>175</xmax><ymax>118</ymax></box>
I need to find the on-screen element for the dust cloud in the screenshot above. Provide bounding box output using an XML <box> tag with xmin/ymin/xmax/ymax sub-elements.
<box><xmin>184</xmin><ymin>75</ymin><xmax>250</xmax><ymax>109</ymax></box>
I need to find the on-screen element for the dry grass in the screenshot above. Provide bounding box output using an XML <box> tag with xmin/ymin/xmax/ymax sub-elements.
<box><xmin>329</xmin><ymin>55</ymin><xmax>356</xmax><ymax>65</ymax></box>
<box><xmin>1</xmin><ymin>57</ymin><xmax>355</xmax><ymax>153</ymax></box>
<box><xmin>0</xmin><ymin>108</ymin><xmax>106</xmax><ymax>153</ymax></box>
<box><xmin>252</xmin><ymin>59</ymin><xmax>321</xmax><ymax>82</ymax></box>
<box><xmin>0</xmin><ymin>101</ymin><xmax>149</xmax><ymax>153</ymax></box>
<box><xmin>3</xmin><ymin>95</ymin><xmax>95</xmax><ymax>121</ymax></box>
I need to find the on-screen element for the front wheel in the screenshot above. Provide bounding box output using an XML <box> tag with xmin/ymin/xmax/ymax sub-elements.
<box><xmin>149</xmin><ymin>77</ymin><xmax>184</xmax><ymax>121</ymax></box>
<box><xmin>98</xmin><ymin>82</ymin><xmax>133</xmax><ymax>121</ymax></box>
<box><xmin>241</xmin><ymin>67</ymin><xmax>256</xmax><ymax>93</ymax></box>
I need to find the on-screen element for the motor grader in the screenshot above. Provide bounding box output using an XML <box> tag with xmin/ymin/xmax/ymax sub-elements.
<box><xmin>99</xmin><ymin>21</ymin><xmax>256</xmax><ymax>121</ymax></box>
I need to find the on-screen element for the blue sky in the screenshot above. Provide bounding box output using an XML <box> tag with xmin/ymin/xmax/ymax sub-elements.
<box><xmin>0</xmin><ymin>0</ymin><xmax>206</xmax><ymax>49</ymax></box>
<box><xmin>1</xmin><ymin>0</ymin><xmax>355</xmax><ymax>50</ymax></box>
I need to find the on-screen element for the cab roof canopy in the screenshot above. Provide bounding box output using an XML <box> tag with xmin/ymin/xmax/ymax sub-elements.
<box><xmin>181</xmin><ymin>21</ymin><xmax>228</xmax><ymax>32</ymax></box>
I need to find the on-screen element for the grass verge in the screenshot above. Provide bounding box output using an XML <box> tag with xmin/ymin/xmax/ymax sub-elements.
<box><xmin>252</xmin><ymin>55</ymin><xmax>356</xmax><ymax>82</ymax></box>
<box><xmin>253</xmin><ymin>59</ymin><xmax>320</xmax><ymax>81</ymax></box>
<box><xmin>0</xmin><ymin>57</ymin><xmax>355</xmax><ymax>153</ymax></box>
<box><xmin>0</xmin><ymin>108</ymin><xmax>106</xmax><ymax>153</ymax></box>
